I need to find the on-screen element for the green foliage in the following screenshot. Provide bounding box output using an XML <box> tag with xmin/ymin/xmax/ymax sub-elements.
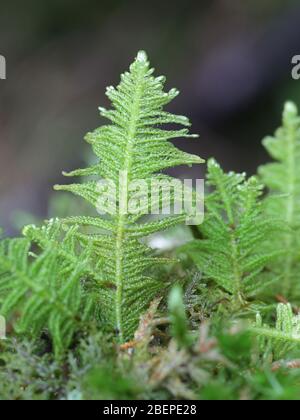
<box><xmin>65</xmin><ymin>332</ymin><xmax>143</xmax><ymax>400</ymax></box>
<box><xmin>168</xmin><ymin>285</ymin><xmax>193</xmax><ymax>348</ymax></box>
<box><xmin>54</xmin><ymin>51</ymin><xmax>203</xmax><ymax>342</ymax></box>
<box><xmin>253</xmin><ymin>303</ymin><xmax>300</xmax><ymax>361</ymax></box>
<box><xmin>259</xmin><ymin>102</ymin><xmax>300</xmax><ymax>298</ymax></box>
<box><xmin>0</xmin><ymin>227</ymin><xmax>95</xmax><ymax>358</ymax></box>
<box><xmin>2</xmin><ymin>51</ymin><xmax>300</xmax><ymax>400</ymax></box>
<box><xmin>0</xmin><ymin>340</ymin><xmax>62</xmax><ymax>400</ymax></box>
<box><xmin>182</xmin><ymin>159</ymin><xmax>279</xmax><ymax>305</ymax></box>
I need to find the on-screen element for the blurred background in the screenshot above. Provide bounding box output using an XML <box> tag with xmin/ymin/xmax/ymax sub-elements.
<box><xmin>1</xmin><ymin>0</ymin><xmax>300</xmax><ymax>234</ymax></box>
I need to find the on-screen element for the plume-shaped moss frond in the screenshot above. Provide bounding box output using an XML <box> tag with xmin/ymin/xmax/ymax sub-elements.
<box><xmin>258</xmin><ymin>102</ymin><xmax>300</xmax><ymax>298</ymax></box>
<box><xmin>182</xmin><ymin>159</ymin><xmax>280</xmax><ymax>305</ymax></box>
<box><xmin>54</xmin><ymin>51</ymin><xmax>203</xmax><ymax>341</ymax></box>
